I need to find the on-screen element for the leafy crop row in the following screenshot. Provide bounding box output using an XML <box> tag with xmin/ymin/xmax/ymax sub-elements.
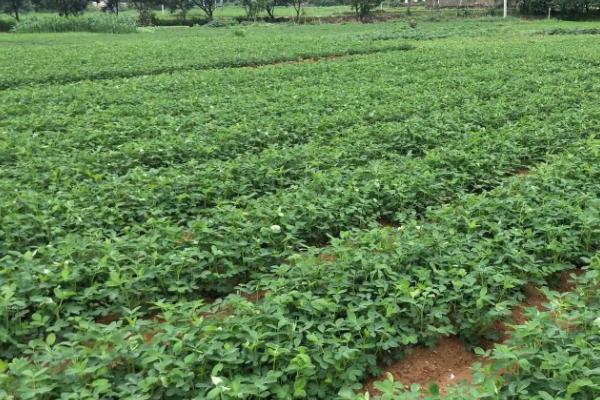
<box><xmin>544</xmin><ymin>27</ymin><xmax>600</xmax><ymax>35</ymax></box>
<box><xmin>0</xmin><ymin>19</ymin><xmax>507</xmax><ymax>89</ymax></box>
<box><xmin>2</xmin><ymin>107</ymin><xmax>593</xmax><ymax>326</ymax></box>
<box><xmin>2</xmin><ymin>141</ymin><xmax>599</xmax><ymax>399</ymax></box>
<box><xmin>1</xmin><ymin>18</ymin><xmax>591</xmax><ymax>90</ymax></box>
<box><xmin>481</xmin><ymin>264</ymin><xmax>600</xmax><ymax>399</ymax></box>
<box><xmin>0</xmin><ymin>30</ymin><xmax>411</xmax><ymax>89</ymax></box>
<box><xmin>0</xmin><ymin>42</ymin><xmax>526</xmax><ymax>173</ymax></box>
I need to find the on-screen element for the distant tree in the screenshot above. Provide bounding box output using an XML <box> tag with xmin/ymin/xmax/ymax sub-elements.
<box><xmin>165</xmin><ymin>0</ymin><xmax>194</xmax><ymax>20</ymax></box>
<box><xmin>98</xmin><ymin>0</ymin><xmax>120</xmax><ymax>14</ymax></box>
<box><xmin>517</xmin><ymin>0</ymin><xmax>550</xmax><ymax>14</ymax></box>
<box><xmin>191</xmin><ymin>0</ymin><xmax>216</xmax><ymax>20</ymax></box>
<box><xmin>289</xmin><ymin>0</ymin><xmax>303</xmax><ymax>21</ymax></box>
<box><xmin>348</xmin><ymin>0</ymin><xmax>381</xmax><ymax>21</ymax></box>
<box><xmin>263</xmin><ymin>0</ymin><xmax>274</xmax><ymax>18</ymax></box>
<box><xmin>1</xmin><ymin>0</ymin><xmax>30</xmax><ymax>20</ymax></box>
<box><xmin>129</xmin><ymin>0</ymin><xmax>157</xmax><ymax>24</ymax></box>
<box><xmin>263</xmin><ymin>0</ymin><xmax>277</xmax><ymax>19</ymax></box>
<box><xmin>555</xmin><ymin>0</ymin><xmax>594</xmax><ymax>15</ymax></box>
<box><xmin>241</xmin><ymin>0</ymin><xmax>260</xmax><ymax>18</ymax></box>
<box><xmin>32</xmin><ymin>0</ymin><xmax>88</xmax><ymax>16</ymax></box>
<box><xmin>240</xmin><ymin>0</ymin><xmax>278</xmax><ymax>20</ymax></box>
<box><xmin>517</xmin><ymin>0</ymin><xmax>598</xmax><ymax>15</ymax></box>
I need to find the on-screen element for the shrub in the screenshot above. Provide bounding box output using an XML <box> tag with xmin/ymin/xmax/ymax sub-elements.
<box><xmin>545</xmin><ymin>28</ymin><xmax>600</xmax><ymax>35</ymax></box>
<box><xmin>153</xmin><ymin>16</ymin><xmax>208</xmax><ymax>26</ymax></box>
<box><xmin>12</xmin><ymin>14</ymin><xmax>138</xmax><ymax>33</ymax></box>
<box><xmin>204</xmin><ymin>19</ymin><xmax>237</xmax><ymax>27</ymax></box>
<box><xmin>518</xmin><ymin>0</ymin><xmax>551</xmax><ymax>15</ymax></box>
<box><xmin>0</xmin><ymin>15</ymin><xmax>17</xmax><ymax>32</ymax></box>
<box><xmin>348</xmin><ymin>0</ymin><xmax>384</xmax><ymax>22</ymax></box>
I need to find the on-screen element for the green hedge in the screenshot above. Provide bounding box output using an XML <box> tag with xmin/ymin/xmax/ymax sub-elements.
<box><xmin>0</xmin><ymin>15</ymin><xmax>16</xmax><ymax>32</ymax></box>
<box><xmin>12</xmin><ymin>14</ymin><xmax>138</xmax><ymax>33</ymax></box>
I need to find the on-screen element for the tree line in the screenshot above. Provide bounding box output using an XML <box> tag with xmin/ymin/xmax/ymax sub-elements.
<box><xmin>519</xmin><ymin>0</ymin><xmax>600</xmax><ymax>16</ymax></box>
<box><xmin>3</xmin><ymin>0</ymin><xmax>597</xmax><ymax>25</ymax></box>
<box><xmin>1</xmin><ymin>0</ymin><xmax>386</xmax><ymax>23</ymax></box>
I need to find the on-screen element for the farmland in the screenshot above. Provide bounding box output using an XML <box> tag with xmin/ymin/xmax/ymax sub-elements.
<box><xmin>1</xmin><ymin>17</ymin><xmax>600</xmax><ymax>399</ymax></box>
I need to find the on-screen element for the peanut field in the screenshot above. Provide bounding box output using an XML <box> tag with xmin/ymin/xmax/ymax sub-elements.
<box><xmin>1</xmin><ymin>18</ymin><xmax>600</xmax><ymax>399</ymax></box>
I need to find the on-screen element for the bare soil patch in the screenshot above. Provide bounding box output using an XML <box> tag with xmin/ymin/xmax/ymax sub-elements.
<box><xmin>510</xmin><ymin>167</ymin><xmax>531</xmax><ymax>177</ymax></box>
<box><xmin>378</xmin><ymin>217</ymin><xmax>401</xmax><ymax>228</ymax></box>
<box><xmin>363</xmin><ymin>268</ymin><xmax>583</xmax><ymax>397</ymax></box>
<box><xmin>363</xmin><ymin>337</ymin><xmax>480</xmax><ymax>396</ymax></box>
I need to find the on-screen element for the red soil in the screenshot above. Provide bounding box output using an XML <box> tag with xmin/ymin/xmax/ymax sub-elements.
<box><xmin>363</xmin><ymin>269</ymin><xmax>582</xmax><ymax>398</ymax></box>
<box><xmin>510</xmin><ymin>167</ymin><xmax>531</xmax><ymax>177</ymax></box>
<box><xmin>363</xmin><ymin>337</ymin><xmax>480</xmax><ymax>396</ymax></box>
<box><xmin>378</xmin><ymin>218</ymin><xmax>401</xmax><ymax>228</ymax></box>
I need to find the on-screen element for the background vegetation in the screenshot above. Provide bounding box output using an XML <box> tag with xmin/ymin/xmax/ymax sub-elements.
<box><xmin>1</xmin><ymin>0</ymin><xmax>599</xmax><ymax>33</ymax></box>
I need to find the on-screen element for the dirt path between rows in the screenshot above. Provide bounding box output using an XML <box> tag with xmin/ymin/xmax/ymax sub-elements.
<box><xmin>362</xmin><ymin>269</ymin><xmax>581</xmax><ymax>397</ymax></box>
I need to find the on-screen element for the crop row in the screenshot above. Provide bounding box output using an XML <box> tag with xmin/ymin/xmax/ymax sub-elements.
<box><xmin>0</xmin><ymin>118</ymin><xmax>469</xmax><ymax>241</ymax></box>
<box><xmin>2</xmin><ymin>107</ymin><xmax>593</xmax><ymax>354</ymax></box>
<box><xmin>0</xmin><ymin>31</ymin><xmax>411</xmax><ymax>90</ymax></box>
<box><xmin>1</xmin><ymin>43</ymin><xmax>531</xmax><ymax>174</ymax></box>
<box><xmin>2</xmin><ymin>141</ymin><xmax>599</xmax><ymax>399</ymax></box>
<box><xmin>3</xmin><ymin>72</ymin><xmax>570</xmax><ymax>246</ymax></box>
<box><xmin>0</xmin><ymin>18</ymin><xmax>526</xmax><ymax>90</ymax></box>
<box><xmin>405</xmin><ymin>256</ymin><xmax>600</xmax><ymax>400</ymax></box>
<box><xmin>5</xmin><ymin>31</ymin><xmax>598</xmax><ymax>173</ymax></box>
<box><xmin>1</xmin><ymin>36</ymin><xmax>596</xmax><ymax>248</ymax></box>
<box><xmin>476</xmin><ymin>262</ymin><xmax>600</xmax><ymax>400</ymax></box>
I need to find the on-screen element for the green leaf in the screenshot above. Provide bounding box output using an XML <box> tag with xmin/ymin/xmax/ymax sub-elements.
<box><xmin>46</xmin><ymin>333</ymin><xmax>56</xmax><ymax>346</ymax></box>
<box><xmin>428</xmin><ymin>383</ymin><xmax>440</xmax><ymax>395</ymax></box>
<box><xmin>538</xmin><ymin>391</ymin><xmax>554</xmax><ymax>400</ymax></box>
<box><xmin>293</xmin><ymin>377</ymin><xmax>307</xmax><ymax>398</ymax></box>
<box><xmin>567</xmin><ymin>379</ymin><xmax>595</xmax><ymax>395</ymax></box>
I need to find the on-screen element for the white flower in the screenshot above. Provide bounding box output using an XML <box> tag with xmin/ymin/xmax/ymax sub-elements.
<box><xmin>270</xmin><ymin>225</ymin><xmax>281</xmax><ymax>234</ymax></box>
<box><xmin>42</xmin><ymin>268</ymin><xmax>50</xmax><ymax>274</ymax></box>
<box><xmin>594</xmin><ymin>317</ymin><xmax>600</xmax><ymax>328</ymax></box>
<box><xmin>210</xmin><ymin>376</ymin><xmax>230</xmax><ymax>391</ymax></box>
